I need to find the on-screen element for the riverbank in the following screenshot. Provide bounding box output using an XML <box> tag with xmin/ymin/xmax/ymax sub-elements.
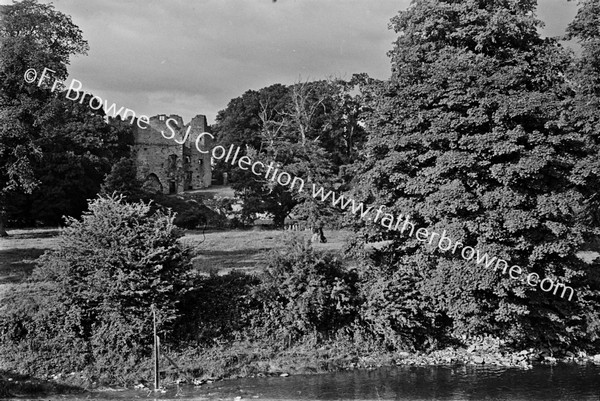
<box><xmin>9</xmin><ymin>336</ymin><xmax>599</xmax><ymax>396</ymax></box>
<box><xmin>164</xmin><ymin>337</ymin><xmax>597</xmax><ymax>388</ymax></box>
<box><xmin>0</xmin><ymin>370</ymin><xmax>85</xmax><ymax>398</ymax></box>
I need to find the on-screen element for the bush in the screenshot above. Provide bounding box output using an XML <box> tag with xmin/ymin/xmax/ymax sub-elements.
<box><xmin>100</xmin><ymin>157</ymin><xmax>145</xmax><ymax>201</ymax></box>
<box><xmin>356</xmin><ymin>248</ymin><xmax>451</xmax><ymax>351</ymax></box>
<box><xmin>0</xmin><ymin>282</ymin><xmax>91</xmax><ymax>375</ymax></box>
<box><xmin>172</xmin><ymin>204</ymin><xmax>207</xmax><ymax>229</ymax></box>
<box><xmin>150</xmin><ymin>194</ymin><xmax>225</xmax><ymax>229</ymax></box>
<box><xmin>0</xmin><ymin>194</ymin><xmax>192</xmax><ymax>381</ymax></box>
<box><xmin>250</xmin><ymin>236</ymin><xmax>361</xmax><ymax>344</ymax></box>
<box><xmin>174</xmin><ymin>271</ymin><xmax>260</xmax><ymax>346</ymax></box>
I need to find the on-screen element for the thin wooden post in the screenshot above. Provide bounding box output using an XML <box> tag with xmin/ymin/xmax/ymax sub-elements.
<box><xmin>151</xmin><ymin>304</ymin><xmax>160</xmax><ymax>391</ymax></box>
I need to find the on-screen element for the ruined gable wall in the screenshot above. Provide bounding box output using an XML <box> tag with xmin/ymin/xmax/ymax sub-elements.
<box><xmin>133</xmin><ymin>114</ymin><xmax>184</xmax><ymax>194</ymax></box>
<box><xmin>185</xmin><ymin>114</ymin><xmax>213</xmax><ymax>189</ymax></box>
<box><xmin>132</xmin><ymin>114</ymin><xmax>212</xmax><ymax>194</ymax></box>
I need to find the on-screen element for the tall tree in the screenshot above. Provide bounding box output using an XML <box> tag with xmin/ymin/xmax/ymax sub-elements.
<box><xmin>567</xmin><ymin>0</ymin><xmax>600</xmax><ymax>229</ymax></box>
<box><xmin>567</xmin><ymin>0</ymin><xmax>600</xmax><ymax>95</ymax></box>
<box><xmin>215</xmin><ymin>79</ymin><xmax>367</xmax><ymax>228</ymax></box>
<box><xmin>352</xmin><ymin>0</ymin><xmax>600</xmax><ymax>347</ymax></box>
<box><xmin>13</xmin><ymin>96</ymin><xmax>135</xmax><ymax>226</ymax></box>
<box><xmin>212</xmin><ymin>84</ymin><xmax>289</xmax><ymax>181</ymax></box>
<box><xmin>0</xmin><ymin>0</ymin><xmax>88</xmax><ymax>235</ymax></box>
<box><xmin>0</xmin><ymin>0</ymin><xmax>132</xmax><ymax>231</ymax></box>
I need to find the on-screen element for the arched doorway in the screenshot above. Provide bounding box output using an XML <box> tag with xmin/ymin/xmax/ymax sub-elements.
<box><xmin>142</xmin><ymin>173</ymin><xmax>163</xmax><ymax>194</ymax></box>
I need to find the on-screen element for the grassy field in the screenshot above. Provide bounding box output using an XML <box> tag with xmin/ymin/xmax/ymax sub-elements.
<box><xmin>0</xmin><ymin>226</ymin><xmax>352</xmax><ymax>299</ymax></box>
<box><xmin>182</xmin><ymin>228</ymin><xmax>351</xmax><ymax>274</ymax></box>
<box><xmin>3</xmin><ymin>219</ymin><xmax>597</xmax><ymax>297</ymax></box>
<box><xmin>0</xmin><ymin>228</ymin><xmax>61</xmax><ymax>290</ymax></box>
<box><xmin>182</xmin><ymin>184</ymin><xmax>236</xmax><ymax>200</ymax></box>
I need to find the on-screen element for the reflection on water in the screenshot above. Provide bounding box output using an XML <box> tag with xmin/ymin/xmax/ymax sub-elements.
<box><xmin>39</xmin><ymin>364</ymin><xmax>600</xmax><ymax>400</ymax></box>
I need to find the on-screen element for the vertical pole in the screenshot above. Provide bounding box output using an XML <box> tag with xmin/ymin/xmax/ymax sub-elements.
<box><xmin>151</xmin><ymin>304</ymin><xmax>160</xmax><ymax>391</ymax></box>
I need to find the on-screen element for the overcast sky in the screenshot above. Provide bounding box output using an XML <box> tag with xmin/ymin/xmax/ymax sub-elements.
<box><xmin>9</xmin><ymin>0</ymin><xmax>580</xmax><ymax>124</ymax></box>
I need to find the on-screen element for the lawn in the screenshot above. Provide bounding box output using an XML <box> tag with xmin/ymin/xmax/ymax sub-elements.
<box><xmin>181</xmin><ymin>228</ymin><xmax>351</xmax><ymax>274</ymax></box>
<box><xmin>0</xmin><ymin>226</ymin><xmax>352</xmax><ymax>298</ymax></box>
<box><xmin>3</xmin><ymin>223</ymin><xmax>598</xmax><ymax>286</ymax></box>
<box><xmin>0</xmin><ymin>227</ymin><xmax>61</xmax><ymax>300</ymax></box>
<box><xmin>182</xmin><ymin>185</ymin><xmax>236</xmax><ymax>200</ymax></box>
<box><xmin>0</xmin><ymin>228</ymin><xmax>61</xmax><ymax>282</ymax></box>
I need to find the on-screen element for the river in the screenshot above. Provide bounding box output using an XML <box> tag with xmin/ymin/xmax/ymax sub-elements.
<box><xmin>31</xmin><ymin>364</ymin><xmax>600</xmax><ymax>400</ymax></box>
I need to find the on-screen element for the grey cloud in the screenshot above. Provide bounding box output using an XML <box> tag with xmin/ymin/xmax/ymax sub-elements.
<box><xmin>6</xmin><ymin>0</ymin><xmax>579</xmax><ymax>123</ymax></box>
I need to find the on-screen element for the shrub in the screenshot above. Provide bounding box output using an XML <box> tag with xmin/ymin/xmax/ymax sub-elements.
<box><xmin>356</xmin><ymin>248</ymin><xmax>451</xmax><ymax>351</ymax></box>
<box><xmin>174</xmin><ymin>271</ymin><xmax>260</xmax><ymax>346</ymax></box>
<box><xmin>151</xmin><ymin>194</ymin><xmax>225</xmax><ymax>229</ymax></box>
<box><xmin>0</xmin><ymin>194</ymin><xmax>192</xmax><ymax>380</ymax></box>
<box><xmin>172</xmin><ymin>205</ymin><xmax>207</xmax><ymax>229</ymax></box>
<box><xmin>250</xmin><ymin>236</ymin><xmax>361</xmax><ymax>344</ymax></box>
<box><xmin>0</xmin><ymin>282</ymin><xmax>91</xmax><ymax>375</ymax></box>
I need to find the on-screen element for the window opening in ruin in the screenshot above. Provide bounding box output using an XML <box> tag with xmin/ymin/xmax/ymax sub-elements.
<box><xmin>168</xmin><ymin>154</ymin><xmax>178</xmax><ymax>170</ymax></box>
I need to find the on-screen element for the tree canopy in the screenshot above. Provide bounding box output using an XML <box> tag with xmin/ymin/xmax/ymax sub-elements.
<box><xmin>0</xmin><ymin>0</ymin><xmax>132</xmax><ymax>232</ymax></box>
<box><xmin>213</xmin><ymin>78</ymin><xmax>368</xmax><ymax>227</ymax></box>
<box><xmin>351</xmin><ymin>0</ymin><xmax>600</xmax><ymax>347</ymax></box>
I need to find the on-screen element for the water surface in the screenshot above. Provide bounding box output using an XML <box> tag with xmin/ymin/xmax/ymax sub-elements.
<box><xmin>21</xmin><ymin>364</ymin><xmax>600</xmax><ymax>401</ymax></box>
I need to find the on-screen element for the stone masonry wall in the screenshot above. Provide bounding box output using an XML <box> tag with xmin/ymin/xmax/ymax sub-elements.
<box><xmin>132</xmin><ymin>114</ymin><xmax>212</xmax><ymax>194</ymax></box>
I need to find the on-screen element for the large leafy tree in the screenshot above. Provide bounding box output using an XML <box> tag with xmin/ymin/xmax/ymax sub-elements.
<box><xmin>566</xmin><ymin>0</ymin><xmax>600</xmax><ymax>229</ymax></box>
<box><xmin>0</xmin><ymin>0</ymin><xmax>88</xmax><ymax>234</ymax></box>
<box><xmin>0</xmin><ymin>0</ymin><xmax>133</xmax><ymax>231</ymax></box>
<box><xmin>567</xmin><ymin>0</ymin><xmax>600</xmax><ymax>95</ymax></box>
<box><xmin>213</xmin><ymin>84</ymin><xmax>289</xmax><ymax>154</ymax></box>
<box><xmin>8</xmin><ymin>96</ymin><xmax>134</xmax><ymax>226</ymax></box>
<box><xmin>353</xmin><ymin>0</ymin><xmax>600</xmax><ymax>347</ymax></box>
<box><xmin>214</xmin><ymin>79</ymin><xmax>367</xmax><ymax>228</ymax></box>
<box><xmin>564</xmin><ymin>0</ymin><xmax>600</xmax><ymax>346</ymax></box>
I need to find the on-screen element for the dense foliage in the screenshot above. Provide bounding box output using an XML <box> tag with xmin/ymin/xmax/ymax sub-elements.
<box><xmin>350</xmin><ymin>0</ymin><xmax>600</xmax><ymax>348</ymax></box>
<box><xmin>567</xmin><ymin>0</ymin><xmax>600</xmax><ymax>96</ymax></box>
<box><xmin>566</xmin><ymin>0</ymin><xmax>600</xmax><ymax>229</ymax></box>
<box><xmin>175</xmin><ymin>271</ymin><xmax>260</xmax><ymax>346</ymax></box>
<box><xmin>213</xmin><ymin>79</ymin><xmax>368</xmax><ymax>227</ymax></box>
<box><xmin>0</xmin><ymin>195</ymin><xmax>192</xmax><ymax>381</ymax></box>
<box><xmin>0</xmin><ymin>0</ymin><xmax>133</xmax><ymax>230</ymax></box>
<box><xmin>3</xmin><ymin>0</ymin><xmax>600</xmax><ymax>389</ymax></box>
<box><xmin>249</xmin><ymin>237</ymin><xmax>361</xmax><ymax>343</ymax></box>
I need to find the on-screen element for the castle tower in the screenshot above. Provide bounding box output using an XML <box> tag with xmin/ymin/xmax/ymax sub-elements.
<box><xmin>132</xmin><ymin>114</ymin><xmax>212</xmax><ymax>194</ymax></box>
<box><xmin>183</xmin><ymin>114</ymin><xmax>212</xmax><ymax>190</ymax></box>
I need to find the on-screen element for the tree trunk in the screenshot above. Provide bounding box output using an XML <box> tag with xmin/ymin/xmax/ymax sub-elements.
<box><xmin>0</xmin><ymin>210</ymin><xmax>8</xmax><ymax>237</ymax></box>
<box><xmin>310</xmin><ymin>225</ymin><xmax>327</xmax><ymax>243</ymax></box>
<box><xmin>318</xmin><ymin>227</ymin><xmax>327</xmax><ymax>243</ymax></box>
<box><xmin>273</xmin><ymin>213</ymin><xmax>286</xmax><ymax>229</ymax></box>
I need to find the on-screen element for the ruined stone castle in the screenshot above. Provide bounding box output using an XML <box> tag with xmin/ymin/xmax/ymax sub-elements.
<box><xmin>132</xmin><ymin>114</ymin><xmax>212</xmax><ymax>194</ymax></box>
